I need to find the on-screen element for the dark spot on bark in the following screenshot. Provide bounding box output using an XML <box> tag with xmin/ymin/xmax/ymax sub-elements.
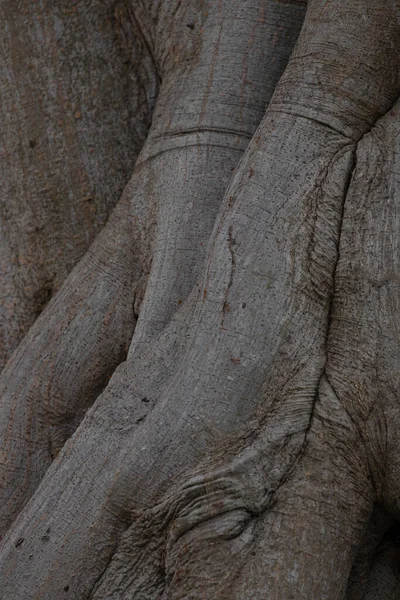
<box><xmin>186</xmin><ymin>23</ymin><xmax>195</xmax><ymax>29</ymax></box>
<box><xmin>46</xmin><ymin>527</ymin><xmax>51</xmax><ymax>534</ymax></box>
<box><xmin>389</xmin><ymin>522</ymin><xmax>400</xmax><ymax>546</ymax></box>
<box><xmin>242</xmin><ymin>302</ymin><xmax>246</xmax><ymax>309</ymax></box>
<box><xmin>28</xmin><ymin>139</ymin><xmax>36</xmax><ymax>149</ymax></box>
<box><xmin>64</xmin><ymin>585</ymin><xmax>70</xmax><ymax>592</ymax></box>
<box><xmin>141</xmin><ymin>397</ymin><xmax>149</xmax><ymax>403</ymax></box>
<box><xmin>15</xmin><ymin>537</ymin><xmax>24</xmax><ymax>548</ymax></box>
<box><xmin>41</xmin><ymin>534</ymin><xmax>50</xmax><ymax>543</ymax></box>
<box><xmin>136</xmin><ymin>416</ymin><xmax>146</xmax><ymax>424</ymax></box>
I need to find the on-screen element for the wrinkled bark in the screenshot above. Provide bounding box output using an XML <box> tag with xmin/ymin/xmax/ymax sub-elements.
<box><xmin>0</xmin><ymin>0</ymin><xmax>304</xmax><ymax>536</ymax></box>
<box><xmin>1</xmin><ymin>0</ymin><xmax>400</xmax><ymax>598</ymax></box>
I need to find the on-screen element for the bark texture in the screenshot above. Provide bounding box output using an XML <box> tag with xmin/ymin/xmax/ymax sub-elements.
<box><xmin>0</xmin><ymin>0</ymin><xmax>157</xmax><ymax>368</ymax></box>
<box><xmin>1</xmin><ymin>0</ymin><xmax>400</xmax><ymax>598</ymax></box>
<box><xmin>0</xmin><ymin>0</ymin><xmax>305</xmax><ymax>537</ymax></box>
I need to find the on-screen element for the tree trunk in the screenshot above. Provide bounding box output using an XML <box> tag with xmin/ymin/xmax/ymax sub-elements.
<box><xmin>1</xmin><ymin>0</ymin><xmax>400</xmax><ymax>598</ymax></box>
<box><xmin>0</xmin><ymin>0</ymin><xmax>158</xmax><ymax>369</ymax></box>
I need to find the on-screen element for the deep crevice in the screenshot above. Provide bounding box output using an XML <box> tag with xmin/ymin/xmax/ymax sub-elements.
<box><xmin>283</xmin><ymin>144</ymin><xmax>358</xmax><ymax>476</ymax></box>
<box><xmin>88</xmin><ymin>545</ymin><xmax>118</xmax><ymax>600</ymax></box>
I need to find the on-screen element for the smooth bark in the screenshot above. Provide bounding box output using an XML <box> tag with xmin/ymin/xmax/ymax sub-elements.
<box><xmin>1</xmin><ymin>0</ymin><xmax>400</xmax><ymax>598</ymax></box>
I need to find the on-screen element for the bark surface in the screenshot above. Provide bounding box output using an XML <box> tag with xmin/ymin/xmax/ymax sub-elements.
<box><xmin>0</xmin><ymin>0</ymin><xmax>158</xmax><ymax>369</ymax></box>
<box><xmin>1</xmin><ymin>0</ymin><xmax>400</xmax><ymax>599</ymax></box>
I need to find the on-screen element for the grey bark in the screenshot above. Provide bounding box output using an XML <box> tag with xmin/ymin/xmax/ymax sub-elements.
<box><xmin>1</xmin><ymin>0</ymin><xmax>400</xmax><ymax>598</ymax></box>
<box><xmin>0</xmin><ymin>0</ymin><xmax>158</xmax><ymax>369</ymax></box>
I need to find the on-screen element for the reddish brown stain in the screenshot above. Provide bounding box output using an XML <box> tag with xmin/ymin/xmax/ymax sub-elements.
<box><xmin>223</xmin><ymin>301</ymin><xmax>230</xmax><ymax>313</ymax></box>
<box><xmin>175</xmin><ymin>568</ymin><xmax>185</xmax><ymax>582</ymax></box>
